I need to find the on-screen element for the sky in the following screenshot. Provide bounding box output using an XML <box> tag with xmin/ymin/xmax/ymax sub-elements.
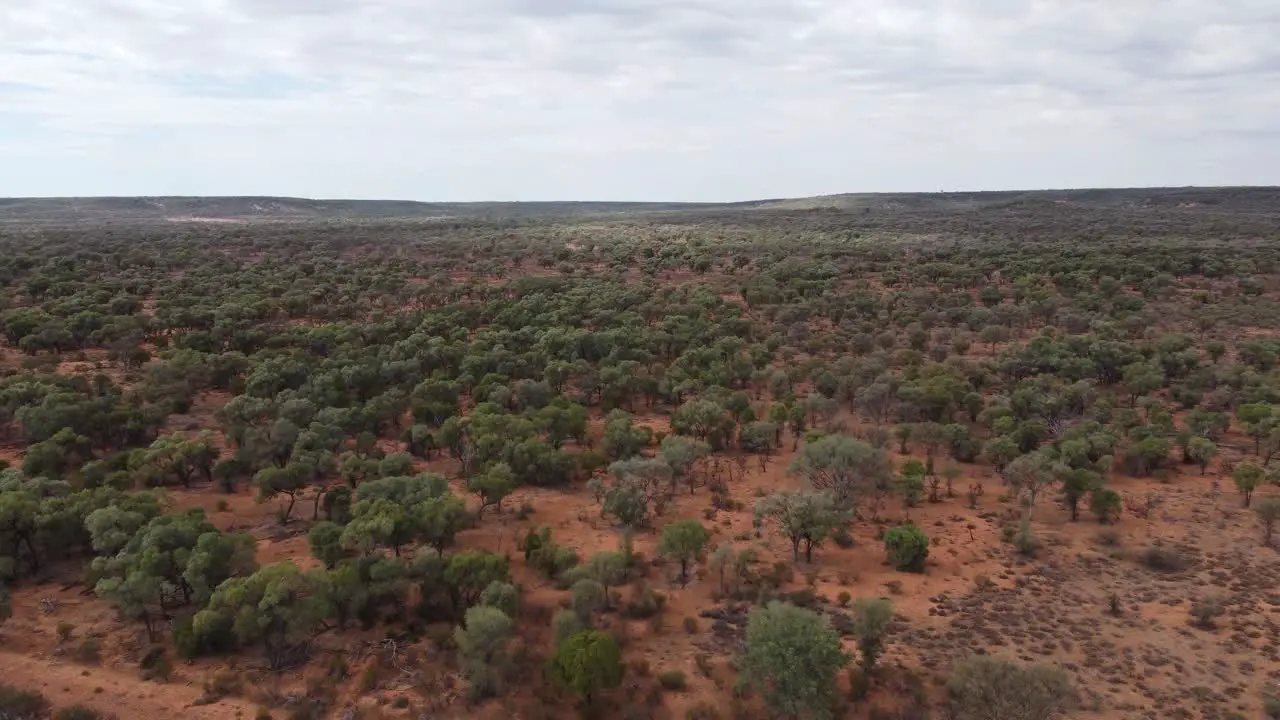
<box><xmin>2</xmin><ymin>0</ymin><xmax>1279</xmax><ymax>202</ymax></box>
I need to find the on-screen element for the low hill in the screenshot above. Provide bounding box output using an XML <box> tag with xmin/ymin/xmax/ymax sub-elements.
<box><xmin>2</xmin><ymin>186</ymin><xmax>1278</xmax><ymax>224</ymax></box>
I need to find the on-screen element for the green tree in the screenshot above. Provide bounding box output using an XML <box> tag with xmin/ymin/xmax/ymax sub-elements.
<box><xmin>1060</xmin><ymin>469</ymin><xmax>1100</xmax><ymax>522</ymax></box>
<box><xmin>884</xmin><ymin>525</ymin><xmax>929</xmax><ymax>572</ymax></box>
<box><xmin>550</xmin><ymin>630</ymin><xmax>624</xmax><ymax>704</ymax></box>
<box><xmin>1089</xmin><ymin>488</ymin><xmax>1122</xmax><ymax>524</ymax></box>
<box><xmin>740</xmin><ymin>601</ymin><xmax>848</xmax><ymax>720</ymax></box>
<box><xmin>658</xmin><ymin>520</ymin><xmax>710</xmax><ymax>586</ymax></box>
<box><xmin>454</xmin><ymin>605</ymin><xmax>514</xmax><ymax>701</ymax></box>
<box><xmin>1233</xmin><ymin>463</ymin><xmax>1265</xmax><ymax>507</ymax></box>
<box><xmin>308</xmin><ymin>521</ymin><xmax>346</xmax><ymax>569</ymax></box>
<box><xmin>850</xmin><ymin>598</ymin><xmax>893</xmax><ymax>673</ymax></box>
<box><xmin>468</xmin><ymin>462</ymin><xmax>514</xmax><ymax>515</ymax></box>
<box><xmin>755</xmin><ymin>491</ymin><xmax>840</xmax><ymax>562</ymax></box>
<box><xmin>1186</xmin><ymin>436</ymin><xmax>1217</xmax><ymax>475</ymax></box>
<box><xmin>1255</xmin><ymin>498</ymin><xmax>1280</xmax><ymax>547</ymax></box>
<box><xmin>788</xmin><ymin>435</ymin><xmax>891</xmax><ymax>510</ymax></box>
<box><xmin>193</xmin><ymin>562</ymin><xmax>333</xmax><ymax>670</ymax></box>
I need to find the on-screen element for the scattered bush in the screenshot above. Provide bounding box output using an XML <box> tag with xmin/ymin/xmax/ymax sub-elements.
<box><xmin>1190</xmin><ymin>595</ymin><xmax>1226</xmax><ymax>629</ymax></box>
<box><xmin>658</xmin><ymin>670</ymin><xmax>687</xmax><ymax>691</ymax></box>
<box><xmin>884</xmin><ymin>525</ymin><xmax>929</xmax><ymax>572</ymax></box>
<box><xmin>1140</xmin><ymin>546</ymin><xmax>1191</xmax><ymax>573</ymax></box>
<box><xmin>946</xmin><ymin>656</ymin><xmax>1077</xmax><ymax>720</ymax></box>
<box><xmin>0</xmin><ymin>684</ymin><xmax>49</xmax><ymax>720</ymax></box>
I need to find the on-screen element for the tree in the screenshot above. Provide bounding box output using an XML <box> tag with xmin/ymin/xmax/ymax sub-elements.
<box><xmin>308</xmin><ymin>521</ymin><xmax>346</xmax><ymax>569</ymax></box>
<box><xmin>658</xmin><ymin>436</ymin><xmax>710</xmax><ymax>494</ymax></box>
<box><xmin>601</xmin><ymin>458</ymin><xmax>673</xmax><ymax>527</ymax></box>
<box><xmin>884</xmin><ymin>525</ymin><xmax>929</xmax><ymax>572</ymax></box>
<box><xmin>570</xmin><ymin>579</ymin><xmax>606</xmax><ymax>622</ymax></box>
<box><xmin>740</xmin><ymin>601</ymin><xmax>848</xmax><ymax>720</ymax></box>
<box><xmin>1237</xmin><ymin>404</ymin><xmax>1278</xmax><ymax>455</ymax></box>
<box><xmin>1255</xmin><ymin>498</ymin><xmax>1280</xmax><ymax>547</ymax></box>
<box><xmin>1060</xmin><ymin>468</ymin><xmax>1099</xmax><ymax>522</ymax></box>
<box><xmin>444</xmin><ymin>551</ymin><xmax>510</xmax><ymax>610</ymax></box>
<box><xmin>193</xmin><ymin>562</ymin><xmax>333</xmax><ymax>670</ymax></box>
<box><xmin>454</xmin><ymin>605</ymin><xmax>514</xmax><ymax>701</ymax></box>
<box><xmin>658</xmin><ymin>520</ymin><xmax>710</xmax><ymax>587</ymax></box>
<box><xmin>1234</xmin><ymin>463</ymin><xmax>1265</xmax><ymax>507</ymax></box>
<box><xmin>468</xmin><ymin>462</ymin><xmax>514</xmax><ymax>515</ymax></box>
<box><xmin>1003</xmin><ymin>451</ymin><xmax>1063</xmax><ymax>520</ymax></box>
<box><xmin>755</xmin><ymin>491</ymin><xmax>840</xmax><ymax>562</ymax></box>
<box><xmin>550</xmin><ymin>630</ymin><xmax>624</xmax><ymax>704</ymax></box>
<box><xmin>788</xmin><ymin>435</ymin><xmax>891</xmax><ymax>509</ymax></box>
<box><xmin>850</xmin><ymin>598</ymin><xmax>893</xmax><ymax>673</ymax></box>
<box><xmin>1186</xmin><ymin>436</ymin><xmax>1217</xmax><ymax>475</ymax></box>
<box><xmin>601</xmin><ymin>410</ymin><xmax>649</xmax><ymax>461</ymax></box>
<box><xmin>984</xmin><ymin>435</ymin><xmax>1020</xmax><ymax>472</ymax></box>
<box><xmin>945</xmin><ymin>656</ymin><xmax>1077</xmax><ymax>720</ymax></box>
<box><xmin>1122</xmin><ymin>362</ymin><xmax>1163</xmax><ymax>405</ymax></box>
<box><xmin>1089</xmin><ymin>488</ymin><xmax>1122</xmax><ymax>524</ymax></box>
<box><xmin>255</xmin><ymin>462</ymin><xmax>313</xmax><ymax>524</ymax></box>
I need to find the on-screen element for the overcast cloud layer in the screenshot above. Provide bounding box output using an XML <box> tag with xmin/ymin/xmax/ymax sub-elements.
<box><xmin>2</xmin><ymin>0</ymin><xmax>1279</xmax><ymax>201</ymax></box>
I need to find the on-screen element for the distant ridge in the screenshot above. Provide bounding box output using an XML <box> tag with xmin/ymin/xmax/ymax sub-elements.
<box><xmin>2</xmin><ymin>187</ymin><xmax>1278</xmax><ymax>223</ymax></box>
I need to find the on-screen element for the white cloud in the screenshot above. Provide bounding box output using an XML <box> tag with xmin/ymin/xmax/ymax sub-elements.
<box><xmin>1</xmin><ymin>0</ymin><xmax>1278</xmax><ymax>200</ymax></box>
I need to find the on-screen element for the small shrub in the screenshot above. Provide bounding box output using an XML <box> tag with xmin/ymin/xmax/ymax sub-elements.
<box><xmin>658</xmin><ymin>670</ymin><xmax>687</xmax><ymax>691</ymax></box>
<box><xmin>215</xmin><ymin>499</ymin><xmax>230</xmax><ymax>512</ymax></box>
<box><xmin>1012</xmin><ymin>521</ymin><xmax>1040</xmax><ymax>557</ymax></box>
<box><xmin>1095</xmin><ymin>530</ymin><xmax>1121</xmax><ymax>547</ymax></box>
<box><xmin>1190</xmin><ymin>595</ymin><xmax>1225</xmax><ymax>629</ymax></box>
<box><xmin>624</xmin><ymin>583</ymin><xmax>666</xmax><ymax>619</ymax></box>
<box><xmin>694</xmin><ymin>653</ymin><xmax>715</xmax><ymax>678</ymax></box>
<box><xmin>1264</xmin><ymin>693</ymin><xmax>1280</xmax><ymax>720</ymax></box>
<box><xmin>57</xmin><ymin>621</ymin><xmax>76</xmax><ymax>643</ymax></box>
<box><xmin>55</xmin><ymin>706</ymin><xmax>118</xmax><ymax>720</ymax></box>
<box><xmin>683</xmin><ymin>617</ymin><xmax>699</xmax><ymax>634</ymax></box>
<box><xmin>946</xmin><ymin>656</ymin><xmax>1077</xmax><ymax>720</ymax></box>
<box><xmin>884</xmin><ymin>525</ymin><xmax>929</xmax><ymax>572</ymax></box>
<box><xmin>1140</xmin><ymin>546</ymin><xmax>1191</xmax><ymax>573</ymax></box>
<box><xmin>392</xmin><ymin>697</ymin><xmax>409</xmax><ymax>709</ymax></box>
<box><xmin>139</xmin><ymin>646</ymin><xmax>172</xmax><ymax>682</ymax></box>
<box><xmin>255</xmin><ymin>709</ymin><xmax>273</xmax><ymax>720</ymax></box>
<box><xmin>74</xmin><ymin>638</ymin><xmax>101</xmax><ymax>664</ymax></box>
<box><xmin>686</xmin><ymin>702</ymin><xmax>721</xmax><ymax>720</ymax></box>
<box><xmin>0</xmin><ymin>684</ymin><xmax>49</xmax><ymax>719</ymax></box>
<box><xmin>831</xmin><ymin>526</ymin><xmax>855</xmax><ymax>549</ymax></box>
<box><xmin>837</xmin><ymin>591</ymin><xmax>852</xmax><ymax>607</ymax></box>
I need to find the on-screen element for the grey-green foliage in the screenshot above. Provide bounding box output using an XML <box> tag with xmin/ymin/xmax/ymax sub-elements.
<box><xmin>946</xmin><ymin>656</ymin><xmax>1077</xmax><ymax>720</ymax></box>
<box><xmin>552</xmin><ymin>609</ymin><xmax>586</xmax><ymax>644</ymax></box>
<box><xmin>84</xmin><ymin>505</ymin><xmax>151</xmax><ymax>556</ymax></box>
<box><xmin>454</xmin><ymin>605</ymin><xmax>515</xmax><ymax>701</ymax></box>
<box><xmin>787</xmin><ymin>435</ymin><xmax>891</xmax><ymax>509</ymax></box>
<box><xmin>850</xmin><ymin>598</ymin><xmax>893</xmax><ymax>671</ymax></box>
<box><xmin>479</xmin><ymin>581</ymin><xmax>520</xmax><ymax>617</ymax></box>
<box><xmin>658</xmin><ymin>435</ymin><xmax>710</xmax><ymax>491</ymax></box>
<box><xmin>740</xmin><ymin>601</ymin><xmax>848</xmax><ymax>720</ymax></box>
<box><xmin>570</xmin><ymin>579</ymin><xmax>606</xmax><ymax>623</ymax></box>
<box><xmin>92</xmin><ymin>509</ymin><xmax>256</xmax><ymax>640</ymax></box>
<box><xmin>192</xmin><ymin>562</ymin><xmax>333</xmax><ymax>670</ymax></box>
<box><xmin>754</xmin><ymin>490</ymin><xmax>841</xmax><ymax>562</ymax></box>
<box><xmin>601</xmin><ymin>458</ymin><xmax>672</xmax><ymax>527</ymax></box>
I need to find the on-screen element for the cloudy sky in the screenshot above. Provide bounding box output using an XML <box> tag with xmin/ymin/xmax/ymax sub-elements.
<box><xmin>2</xmin><ymin>1</ymin><xmax>1279</xmax><ymax>201</ymax></box>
